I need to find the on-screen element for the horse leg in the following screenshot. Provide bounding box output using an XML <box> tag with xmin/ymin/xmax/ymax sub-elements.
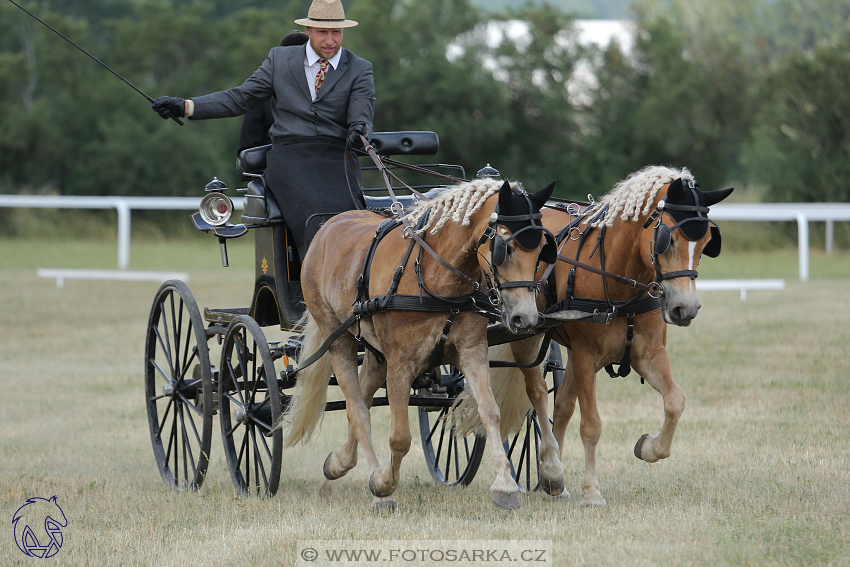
<box><xmin>510</xmin><ymin>337</ymin><xmax>565</xmax><ymax>496</ymax></box>
<box><xmin>551</xmin><ymin>346</ymin><xmax>578</xmax><ymax>454</ymax></box>
<box><xmin>631</xmin><ymin>348</ymin><xmax>685</xmax><ymax>463</ymax></box>
<box><xmin>571</xmin><ymin>347</ymin><xmax>606</xmax><ymax>507</ymax></box>
<box><xmin>460</xmin><ymin>350</ymin><xmax>520</xmax><ymax>510</ymax></box>
<box><xmin>319</xmin><ymin>353</ymin><xmax>391</xmax><ymax>507</ymax></box>
<box><xmin>324</xmin><ymin>338</ymin><xmax>385</xmax><ymax>510</ymax></box>
<box><xmin>367</xmin><ymin>357</ymin><xmax>413</xmax><ymax>510</ymax></box>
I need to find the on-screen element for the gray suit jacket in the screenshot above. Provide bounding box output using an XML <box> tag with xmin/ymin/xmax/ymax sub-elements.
<box><xmin>190</xmin><ymin>45</ymin><xmax>375</xmax><ymax>141</ymax></box>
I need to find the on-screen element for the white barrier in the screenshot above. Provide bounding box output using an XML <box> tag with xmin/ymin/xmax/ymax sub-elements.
<box><xmin>37</xmin><ymin>268</ymin><xmax>189</xmax><ymax>289</ymax></box>
<box><xmin>695</xmin><ymin>278</ymin><xmax>785</xmax><ymax>301</ymax></box>
<box><xmin>709</xmin><ymin>203</ymin><xmax>850</xmax><ymax>281</ymax></box>
<box><xmin>1</xmin><ymin>195</ymin><xmax>848</xmax><ymax>279</ymax></box>
<box><xmin>0</xmin><ymin>194</ymin><xmax>242</xmax><ymax>269</ymax></box>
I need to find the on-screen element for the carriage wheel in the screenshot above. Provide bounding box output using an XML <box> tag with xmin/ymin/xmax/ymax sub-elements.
<box><xmin>418</xmin><ymin>365</ymin><xmax>486</xmax><ymax>486</ymax></box>
<box><xmin>503</xmin><ymin>341</ymin><xmax>564</xmax><ymax>493</ymax></box>
<box><xmin>144</xmin><ymin>280</ymin><xmax>214</xmax><ymax>491</ymax></box>
<box><xmin>219</xmin><ymin>316</ymin><xmax>283</xmax><ymax>497</ymax></box>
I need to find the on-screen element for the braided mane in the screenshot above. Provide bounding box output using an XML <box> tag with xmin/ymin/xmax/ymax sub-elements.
<box><xmin>586</xmin><ymin>165</ymin><xmax>693</xmax><ymax>228</ymax></box>
<box><xmin>405</xmin><ymin>178</ymin><xmax>516</xmax><ymax>235</ymax></box>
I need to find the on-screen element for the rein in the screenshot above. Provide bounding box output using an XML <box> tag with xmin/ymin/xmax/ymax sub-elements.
<box><xmin>359</xmin><ymin>134</ymin><xmax>483</xmax><ymax>292</ymax></box>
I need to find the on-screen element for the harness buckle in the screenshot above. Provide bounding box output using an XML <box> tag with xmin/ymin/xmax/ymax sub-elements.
<box><xmin>389</xmin><ymin>201</ymin><xmax>405</xmax><ymax>217</ymax></box>
<box><xmin>592</xmin><ymin>309</ymin><xmax>616</xmax><ymax>324</ymax></box>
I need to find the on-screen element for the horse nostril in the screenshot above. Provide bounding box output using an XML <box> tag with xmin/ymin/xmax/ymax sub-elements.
<box><xmin>510</xmin><ymin>315</ymin><xmax>525</xmax><ymax>329</ymax></box>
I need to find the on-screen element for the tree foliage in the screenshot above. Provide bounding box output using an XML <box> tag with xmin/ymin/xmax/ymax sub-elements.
<box><xmin>0</xmin><ymin>0</ymin><xmax>847</xmax><ymax>204</ymax></box>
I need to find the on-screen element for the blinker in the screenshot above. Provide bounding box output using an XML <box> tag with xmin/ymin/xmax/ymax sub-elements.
<box><xmin>655</xmin><ymin>223</ymin><xmax>672</xmax><ymax>256</ymax></box>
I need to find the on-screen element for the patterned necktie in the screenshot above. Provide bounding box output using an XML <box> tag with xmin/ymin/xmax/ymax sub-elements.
<box><xmin>314</xmin><ymin>59</ymin><xmax>328</xmax><ymax>96</ymax></box>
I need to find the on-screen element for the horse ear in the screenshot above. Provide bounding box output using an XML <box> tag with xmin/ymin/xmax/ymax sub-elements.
<box><xmin>497</xmin><ymin>179</ymin><xmax>513</xmax><ymax>211</ymax></box>
<box><xmin>666</xmin><ymin>178</ymin><xmax>684</xmax><ymax>200</ymax></box>
<box><xmin>705</xmin><ymin>187</ymin><xmax>734</xmax><ymax>206</ymax></box>
<box><xmin>529</xmin><ymin>180</ymin><xmax>556</xmax><ymax>211</ymax></box>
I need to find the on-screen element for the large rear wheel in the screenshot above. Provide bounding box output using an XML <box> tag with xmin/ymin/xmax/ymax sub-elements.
<box><xmin>219</xmin><ymin>316</ymin><xmax>283</xmax><ymax>497</ymax></box>
<box><xmin>144</xmin><ymin>280</ymin><xmax>214</xmax><ymax>491</ymax></box>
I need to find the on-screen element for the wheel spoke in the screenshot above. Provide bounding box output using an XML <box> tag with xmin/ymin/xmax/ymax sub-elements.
<box><xmin>184</xmin><ymin>404</ymin><xmax>203</xmax><ymax>446</ymax></box>
<box><xmin>434</xmin><ymin>420</ymin><xmax>447</xmax><ymax>465</ymax></box>
<box><xmin>176</xmin><ymin>392</ymin><xmax>204</xmax><ymax>417</ymax></box>
<box><xmin>157</xmin><ymin>397</ymin><xmax>175</xmax><ymax>438</ymax></box>
<box><xmin>235</xmin><ymin>426</ymin><xmax>249</xmax><ymax>477</ymax></box>
<box><xmin>250</xmin><ymin>427</ymin><xmax>269</xmax><ymax>493</ymax></box>
<box><xmin>257</xmin><ymin>428</ymin><xmax>273</xmax><ymax>461</ymax></box>
<box><xmin>153</xmin><ymin>324</ymin><xmax>174</xmax><ymax>379</ymax></box>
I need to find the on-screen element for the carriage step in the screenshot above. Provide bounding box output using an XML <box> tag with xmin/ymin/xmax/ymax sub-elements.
<box><xmin>204</xmin><ymin>307</ymin><xmax>249</xmax><ymax>324</ymax></box>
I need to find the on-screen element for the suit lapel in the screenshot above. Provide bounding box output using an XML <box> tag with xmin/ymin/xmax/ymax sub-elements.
<box><xmin>316</xmin><ymin>49</ymin><xmax>349</xmax><ymax>101</ymax></box>
<box><xmin>288</xmin><ymin>45</ymin><xmax>311</xmax><ymax>101</ymax></box>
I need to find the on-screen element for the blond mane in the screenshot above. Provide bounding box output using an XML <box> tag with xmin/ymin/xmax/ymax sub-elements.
<box><xmin>586</xmin><ymin>165</ymin><xmax>694</xmax><ymax>228</ymax></box>
<box><xmin>405</xmin><ymin>178</ymin><xmax>516</xmax><ymax>235</ymax></box>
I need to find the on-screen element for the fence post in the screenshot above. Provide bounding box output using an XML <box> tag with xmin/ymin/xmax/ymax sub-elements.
<box><xmin>826</xmin><ymin>219</ymin><xmax>834</xmax><ymax>254</ymax></box>
<box><xmin>115</xmin><ymin>199</ymin><xmax>131</xmax><ymax>269</ymax></box>
<box><xmin>796</xmin><ymin>213</ymin><xmax>809</xmax><ymax>282</ymax></box>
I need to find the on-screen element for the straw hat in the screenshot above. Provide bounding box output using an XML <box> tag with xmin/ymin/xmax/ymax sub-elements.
<box><xmin>295</xmin><ymin>0</ymin><xmax>358</xmax><ymax>29</ymax></box>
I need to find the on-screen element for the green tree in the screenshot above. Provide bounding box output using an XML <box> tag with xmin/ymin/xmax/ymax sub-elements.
<box><xmin>742</xmin><ymin>40</ymin><xmax>850</xmax><ymax>202</ymax></box>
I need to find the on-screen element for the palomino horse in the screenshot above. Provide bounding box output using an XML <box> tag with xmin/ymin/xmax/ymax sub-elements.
<box><xmin>282</xmin><ymin>178</ymin><xmax>556</xmax><ymax>510</ymax></box>
<box><xmin>450</xmin><ymin>165</ymin><xmax>733</xmax><ymax>506</ymax></box>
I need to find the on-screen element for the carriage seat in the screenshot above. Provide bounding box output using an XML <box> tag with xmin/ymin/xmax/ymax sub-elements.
<box><xmin>239</xmin><ymin>131</ymin><xmax>440</xmax><ymax>225</ymax></box>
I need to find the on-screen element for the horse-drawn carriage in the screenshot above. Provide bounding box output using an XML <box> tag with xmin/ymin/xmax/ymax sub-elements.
<box><xmin>144</xmin><ymin>131</ymin><xmax>565</xmax><ymax>502</ymax></box>
<box><xmin>144</xmin><ymin>131</ymin><xmax>732</xmax><ymax>509</ymax></box>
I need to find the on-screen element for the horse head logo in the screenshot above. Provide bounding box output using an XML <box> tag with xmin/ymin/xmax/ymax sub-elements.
<box><xmin>12</xmin><ymin>496</ymin><xmax>67</xmax><ymax>558</ymax></box>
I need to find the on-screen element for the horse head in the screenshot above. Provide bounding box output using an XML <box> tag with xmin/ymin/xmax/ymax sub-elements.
<box><xmin>480</xmin><ymin>180</ymin><xmax>556</xmax><ymax>332</ymax></box>
<box><xmin>648</xmin><ymin>178</ymin><xmax>734</xmax><ymax>326</ymax></box>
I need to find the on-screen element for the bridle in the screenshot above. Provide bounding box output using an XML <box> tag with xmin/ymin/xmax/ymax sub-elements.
<box><xmin>641</xmin><ymin>179</ymin><xmax>723</xmax><ymax>290</ymax></box>
<box><xmin>474</xmin><ymin>189</ymin><xmax>557</xmax><ymax>305</ymax></box>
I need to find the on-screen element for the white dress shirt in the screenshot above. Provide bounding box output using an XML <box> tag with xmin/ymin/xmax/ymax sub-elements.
<box><xmin>305</xmin><ymin>43</ymin><xmax>342</xmax><ymax>102</ymax></box>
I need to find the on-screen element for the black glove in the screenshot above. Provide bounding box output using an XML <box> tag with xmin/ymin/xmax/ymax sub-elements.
<box><xmin>347</xmin><ymin>122</ymin><xmax>372</xmax><ymax>148</ymax></box>
<box><xmin>152</xmin><ymin>96</ymin><xmax>185</xmax><ymax>119</ymax></box>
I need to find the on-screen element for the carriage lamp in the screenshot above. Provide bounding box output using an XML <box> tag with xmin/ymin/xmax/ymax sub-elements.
<box><xmin>199</xmin><ymin>178</ymin><xmax>233</xmax><ymax>226</ymax></box>
<box><xmin>477</xmin><ymin>163</ymin><xmax>500</xmax><ymax>179</ymax></box>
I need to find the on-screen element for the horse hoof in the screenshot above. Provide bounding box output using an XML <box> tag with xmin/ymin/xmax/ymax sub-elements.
<box><xmin>634</xmin><ymin>433</ymin><xmax>650</xmax><ymax>461</ymax></box>
<box><xmin>491</xmin><ymin>490</ymin><xmax>520</xmax><ymax>510</ymax></box>
<box><xmin>579</xmin><ymin>495</ymin><xmax>607</xmax><ymax>507</ymax></box>
<box><xmin>371</xmin><ymin>497</ymin><xmax>397</xmax><ymax>513</ymax></box>
<box><xmin>323</xmin><ymin>453</ymin><xmax>343</xmax><ymax>480</ymax></box>
<box><xmin>540</xmin><ymin>476</ymin><xmax>565</xmax><ymax>497</ymax></box>
<box><xmin>368</xmin><ymin>470</ymin><xmax>393</xmax><ymax>498</ymax></box>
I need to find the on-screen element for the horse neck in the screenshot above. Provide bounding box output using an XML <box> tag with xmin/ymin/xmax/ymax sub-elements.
<box><xmin>416</xmin><ymin>193</ymin><xmax>495</xmax><ymax>295</ymax></box>
<box><xmin>601</xmin><ymin>218</ymin><xmax>653</xmax><ymax>285</ymax></box>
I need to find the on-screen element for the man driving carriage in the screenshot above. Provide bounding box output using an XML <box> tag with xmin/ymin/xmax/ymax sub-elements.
<box><xmin>152</xmin><ymin>0</ymin><xmax>375</xmax><ymax>261</ymax></box>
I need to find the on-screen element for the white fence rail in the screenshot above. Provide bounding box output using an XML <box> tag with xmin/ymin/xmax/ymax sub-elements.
<box><xmin>1</xmin><ymin>195</ymin><xmax>848</xmax><ymax>280</ymax></box>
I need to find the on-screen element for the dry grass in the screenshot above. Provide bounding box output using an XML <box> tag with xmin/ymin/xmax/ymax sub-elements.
<box><xmin>1</xmin><ymin>239</ymin><xmax>849</xmax><ymax>566</ymax></box>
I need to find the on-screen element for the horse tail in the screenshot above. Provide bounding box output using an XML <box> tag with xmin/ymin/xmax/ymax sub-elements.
<box><xmin>446</xmin><ymin>343</ymin><xmax>532</xmax><ymax>441</ymax></box>
<box><xmin>281</xmin><ymin>311</ymin><xmax>335</xmax><ymax>447</ymax></box>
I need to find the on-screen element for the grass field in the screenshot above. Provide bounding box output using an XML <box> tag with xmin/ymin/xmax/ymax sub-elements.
<box><xmin>1</xmin><ymin>238</ymin><xmax>849</xmax><ymax>566</ymax></box>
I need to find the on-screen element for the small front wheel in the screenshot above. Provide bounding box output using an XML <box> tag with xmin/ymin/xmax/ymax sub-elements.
<box><xmin>219</xmin><ymin>316</ymin><xmax>282</xmax><ymax>497</ymax></box>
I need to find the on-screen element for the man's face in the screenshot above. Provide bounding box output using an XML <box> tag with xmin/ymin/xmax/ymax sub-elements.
<box><xmin>306</xmin><ymin>27</ymin><xmax>343</xmax><ymax>60</ymax></box>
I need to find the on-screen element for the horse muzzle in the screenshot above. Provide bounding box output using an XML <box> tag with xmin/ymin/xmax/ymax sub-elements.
<box><xmin>661</xmin><ymin>293</ymin><xmax>700</xmax><ymax>327</ymax></box>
